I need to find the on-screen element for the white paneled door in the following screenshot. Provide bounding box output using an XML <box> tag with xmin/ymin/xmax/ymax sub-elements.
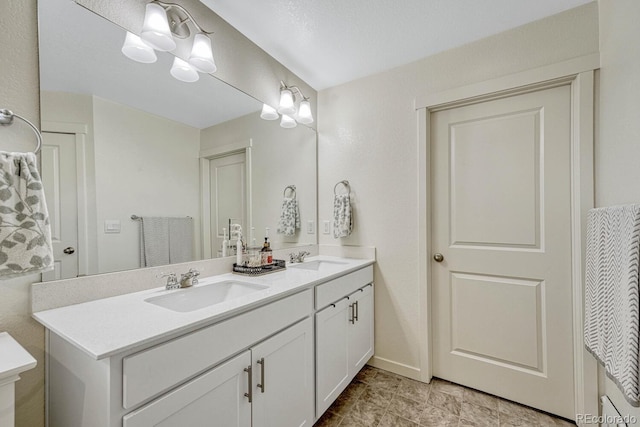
<box><xmin>431</xmin><ymin>85</ymin><xmax>574</xmax><ymax>418</ymax></box>
<box><xmin>41</xmin><ymin>131</ymin><xmax>79</xmax><ymax>280</ymax></box>
<box><xmin>209</xmin><ymin>152</ymin><xmax>246</xmax><ymax>255</ymax></box>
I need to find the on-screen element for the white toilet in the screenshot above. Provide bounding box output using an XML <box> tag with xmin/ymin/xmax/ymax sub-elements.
<box><xmin>0</xmin><ymin>332</ymin><xmax>37</xmax><ymax>427</ymax></box>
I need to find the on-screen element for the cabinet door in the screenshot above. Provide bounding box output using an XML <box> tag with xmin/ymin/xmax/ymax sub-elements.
<box><xmin>315</xmin><ymin>297</ymin><xmax>350</xmax><ymax>417</ymax></box>
<box><xmin>348</xmin><ymin>284</ymin><xmax>375</xmax><ymax>376</ymax></box>
<box><xmin>123</xmin><ymin>350</ymin><xmax>251</xmax><ymax>427</ymax></box>
<box><xmin>251</xmin><ymin>317</ymin><xmax>314</xmax><ymax>427</ymax></box>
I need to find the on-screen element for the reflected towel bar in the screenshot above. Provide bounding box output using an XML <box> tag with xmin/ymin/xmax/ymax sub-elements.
<box><xmin>131</xmin><ymin>215</ymin><xmax>193</xmax><ymax>220</ymax></box>
<box><xmin>334</xmin><ymin>180</ymin><xmax>350</xmax><ymax>196</ymax></box>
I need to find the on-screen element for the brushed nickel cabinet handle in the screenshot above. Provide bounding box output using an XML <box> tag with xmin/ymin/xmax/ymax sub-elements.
<box><xmin>257</xmin><ymin>358</ymin><xmax>265</xmax><ymax>393</ymax></box>
<box><xmin>349</xmin><ymin>303</ymin><xmax>355</xmax><ymax>324</ymax></box>
<box><xmin>354</xmin><ymin>300</ymin><xmax>359</xmax><ymax>322</ymax></box>
<box><xmin>244</xmin><ymin>365</ymin><xmax>252</xmax><ymax>402</ymax></box>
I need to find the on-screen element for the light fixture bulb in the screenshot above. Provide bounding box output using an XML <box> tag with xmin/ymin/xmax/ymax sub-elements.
<box><xmin>121</xmin><ymin>31</ymin><xmax>157</xmax><ymax>63</ymax></box>
<box><xmin>260</xmin><ymin>104</ymin><xmax>279</xmax><ymax>120</ymax></box>
<box><xmin>280</xmin><ymin>114</ymin><xmax>297</xmax><ymax>128</ymax></box>
<box><xmin>296</xmin><ymin>99</ymin><xmax>314</xmax><ymax>124</ymax></box>
<box><xmin>140</xmin><ymin>3</ymin><xmax>176</xmax><ymax>52</ymax></box>
<box><xmin>188</xmin><ymin>33</ymin><xmax>217</xmax><ymax>73</ymax></box>
<box><xmin>277</xmin><ymin>88</ymin><xmax>296</xmax><ymax>115</ymax></box>
<box><xmin>170</xmin><ymin>57</ymin><xmax>199</xmax><ymax>82</ymax></box>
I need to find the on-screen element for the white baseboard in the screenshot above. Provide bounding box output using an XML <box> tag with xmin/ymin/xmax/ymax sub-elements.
<box><xmin>368</xmin><ymin>356</ymin><xmax>423</xmax><ymax>381</ymax></box>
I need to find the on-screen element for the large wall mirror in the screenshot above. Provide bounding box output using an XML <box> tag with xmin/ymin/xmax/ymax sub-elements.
<box><xmin>38</xmin><ymin>0</ymin><xmax>317</xmax><ymax>279</ymax></box>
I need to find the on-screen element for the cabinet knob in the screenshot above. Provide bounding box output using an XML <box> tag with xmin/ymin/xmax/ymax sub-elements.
<box><xmin>63</xmin><ymin>246</ymin><xmax>75</xmax><ymax>255</ymax></box>
<box><xmin>433</xmin><ymin>253</ymin><xmax>444</xmax><ymax>262</ymax></box>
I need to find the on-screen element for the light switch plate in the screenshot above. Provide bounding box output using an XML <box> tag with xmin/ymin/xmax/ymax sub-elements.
<box><xmin>307</xmin><ymin>220</ymin><xmax>315</xmax><ymax>234</ymax></box>
<box><xmin>323</xmin><ymin>220</ymin><xmax>331</xmax><ymax>234</ymax></box>
<box><xmin>104</xmin><ymin>220</ymin><xmax>121</xmax><ymax>234</ymax></box>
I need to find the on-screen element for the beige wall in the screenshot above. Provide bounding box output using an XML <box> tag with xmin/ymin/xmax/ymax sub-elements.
<box><xmin>317</xmin><ymin>3</ymin><xmax>599</xmax><ymax>378</ymax></box>
<box><xmin>596</xmin><ymin>0</ymin><xmax>640</xmax><ymax>419</ymax></box>
<box><xmin>0</xmin><ymin>1</ymin><xmax>45</xmax><ymax>426</ymax></box>
<box><xmin>93</xmin><ymin>97</ymin><xmax>201</xmax><ymax>273</ymax></box>
<box><xmin>201</xmin><ymin>114</ymin><xmax>317</xmax><ymax>250</ymax></box>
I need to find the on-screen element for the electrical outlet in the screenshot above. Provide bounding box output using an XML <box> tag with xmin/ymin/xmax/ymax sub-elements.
<box><xmin>307</xmin><ymin>220</ymin><xmax>315</xmax><ymax>234</ymax></box>
<box><xmin>323</xmin><ymin>220</ymin><xmax>331</xmax><ymax>234</ymax></box>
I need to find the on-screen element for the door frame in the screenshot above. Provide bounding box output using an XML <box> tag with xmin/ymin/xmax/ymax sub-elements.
<box><xmin>41</xmin><ymin>121</ymin><xmax>97</xmax><ymax>277</ymax></box>
<box><xmin>199</xmin><ymin>139</ymin><xmax>253</xmax><ymax>259</ymax></box>
<box><xmin>415</xmin><ymin>53</ymin><xmax>599</xmax><ymax>424</ymax></box>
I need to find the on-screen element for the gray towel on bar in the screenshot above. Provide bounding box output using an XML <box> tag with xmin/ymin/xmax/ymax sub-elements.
<box><xmin>169</xmin><ymin>217</ymin><xmax>193</xmax><ymax>264</ymax></box>
<box><xmin>584</xmin><ymin>204</ymin><xmax>640</xmax><ymax>406</ymax></box>
<box><xmin>333</xmin><ymin>193</ymin><xmax>352</xmax><ymax>238</ymax></box>
<box><xmin>140</xmin><ymin>217</ymin><xmax>170</xmax><ymax>267</ymax></box>
<box><xmin>0</xmin><ymin>152</ymin><xmax>54</xmax><ymax>278</ymax></box>
<box><xmin>277</xmin><ymin>197</ymin><xmax>300</xmax><ymax>236</ymax></box>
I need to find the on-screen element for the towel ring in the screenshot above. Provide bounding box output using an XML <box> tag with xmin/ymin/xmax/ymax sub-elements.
<box><xmin>0</xmin><ymin>109</ymin><xmax>42</xmax><ymax>154</ymax></box>
<box><xmin>334</xmin><ymin>180</ymin><xmax>351</xmax><ymax>196</ymax></box>
<box><xmin>283</xmin><ymin>185</ymin><xmax>296</xmax><ymax>198</ymax></box>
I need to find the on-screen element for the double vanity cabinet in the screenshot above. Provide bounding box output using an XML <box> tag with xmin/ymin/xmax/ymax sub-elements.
<box><xmin>34</xmin><ymin>257</ymin><xmax>374</xmax><ymax>427</ymax></box>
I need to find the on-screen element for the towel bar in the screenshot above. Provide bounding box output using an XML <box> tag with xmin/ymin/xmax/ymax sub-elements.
<box><xmin>283</xmin><ymin>185</ymin><xmax>296</xmax><ymax>198</ymax></box>
<box><xmin>334</xmin><ymin>180</ymin><xmax>350</xmax><ymax>196</ymax></box>
<box><xmin>131</xmin><ymin>215</ymin><xmax>193</xmax><ymax>220</ymax></box>
<box><xmin>0</xmin><ymin>108</ymin><xmax>42</xmax><ymax>154</ymax></box>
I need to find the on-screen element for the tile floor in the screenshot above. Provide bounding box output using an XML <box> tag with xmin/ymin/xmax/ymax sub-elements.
<box><xmin>314</xmin><ymin>366</ymin><xmax>576</xmax><ymax>427</ymax></box>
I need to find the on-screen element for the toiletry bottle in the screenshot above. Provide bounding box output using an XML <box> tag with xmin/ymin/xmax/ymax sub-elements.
<box><xmin>222</xmin><ymin>227</ymin><xmax>228</xmax><ymax>257</ymax></box>
<box><xmin>264</xmin><ymin>227</ymin><xmax>273</xmax><ymax>264</ymax></box>
<box><xmin>261</xmin><ymin>237</ymin><xmax>269</xmax><ymax>265</ymax></box>
<box><xmin>236</xmin><ymin>230</ymin><xmax>243</xmax><ymax>266</ymax></box>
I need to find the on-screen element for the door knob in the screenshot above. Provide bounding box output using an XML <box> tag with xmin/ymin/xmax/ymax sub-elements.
<box><xmin>63</xmin><ymin>247</ymin><xmax>75</xmax><ymax>255</ymax></box>
<box><xmin>433</xmin><ymin>253</ymin><xmax>444</xmax><ymax>262</ymax></box>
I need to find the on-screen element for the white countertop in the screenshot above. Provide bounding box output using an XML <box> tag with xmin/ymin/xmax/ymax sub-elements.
<box><xmin>0</xmin><ymin>332</ymin><xmax>37</xmax><ymax>383</ymax></box>
<box><xmin>33</xmin><ymin>256</ymin><xmax>374</xmax><ymax>360</ymax></box>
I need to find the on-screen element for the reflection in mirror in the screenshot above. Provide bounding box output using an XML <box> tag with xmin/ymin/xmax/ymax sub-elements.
<box><xmin>38</xmin><ymin>0</ymin><xmax>317</xmax><ymax>279</ymax></box>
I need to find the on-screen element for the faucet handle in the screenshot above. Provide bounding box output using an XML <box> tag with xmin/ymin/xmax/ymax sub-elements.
<box><xmin>158</xmin><ymin>272</ymin><xmax>179</xmax><ymax>289</ymax></box>
<box><xmin>187</xmin><ymin>268</ymin><xmax>200</xmax><ymax>277</ymax></box>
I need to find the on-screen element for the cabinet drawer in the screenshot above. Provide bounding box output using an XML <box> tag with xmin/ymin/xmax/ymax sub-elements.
<box><xmin>122</xmin><ymin>289</ymin><xmax>312</xmax><ymax>409</ymax></box>
<box><xmin>315</xmin><ymin>266</ymin><xmax>373</xmax><ymax>309</ymax></box>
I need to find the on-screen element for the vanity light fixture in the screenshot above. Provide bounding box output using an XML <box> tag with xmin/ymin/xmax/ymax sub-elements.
<box><xmin>122</xmin><ymin>1</ymin><xmax>217</xmax><ymax>82</ymax></box>
<box><xmin>261</xmin><ymin>81</ymin><xmax>314</xmax><ymax>128</ymax></box>
<box><xmin>121</xmin><ymin>32</ymin><xmax>157</xmax><ymax>64</ymax></box>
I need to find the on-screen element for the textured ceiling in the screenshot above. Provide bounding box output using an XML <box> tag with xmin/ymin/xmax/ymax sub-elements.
<box><xmin>201</xmin><ymin>0</ymin><xmax>594</xmax><ymax>90</ymax></box>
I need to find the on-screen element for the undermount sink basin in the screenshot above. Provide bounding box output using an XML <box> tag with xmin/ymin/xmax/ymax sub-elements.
<box><xmin>289</xmin><ymin>259</ymin><xmax>348</xmax><ymax>271</ymax></box>
<box><xmin>145</xmin><ymin>280</ymin><xmax>268</xmax><ymax>313</ymax></box>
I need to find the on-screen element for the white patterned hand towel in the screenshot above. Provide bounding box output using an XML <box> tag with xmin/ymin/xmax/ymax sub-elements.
<box><xmin>169</xmin><ymin>217</ymin><xmax>194</xmax><ymax>264</ymax></box>
<box><xmin>333</xmin><ymin>194</ymin><xmax>352</xmax><ymax>238</ymax></box>
<box><xmin>0</xmin><ymin>152</ymin><xmax>53</xmax><ymax>278</ymax></box>
<box><xmin>277</xmin><ymin>197</ymin><xmax>300</xmax><ymax>236</ymax></box>
<box><xmin>584</xmin><ymin>204</ymin><xmax>640</xmax><ymax>406</ymax></box>
<box><xmin>140</xmin><ymin>217</ymin><xmax>170</xmax><ymax>267</ymax></box>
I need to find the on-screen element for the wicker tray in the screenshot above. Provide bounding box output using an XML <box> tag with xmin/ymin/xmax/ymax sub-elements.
<box><xmin>232</xmin><ymin>259</ymin><xmax>286</xmax><ymax>276</ymax></box>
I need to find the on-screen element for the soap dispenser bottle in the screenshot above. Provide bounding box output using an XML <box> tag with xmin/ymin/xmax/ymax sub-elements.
<box><xmin>222</xmin><ymin>227</ymin><xmax>228</xmax><ymax>257</ymax></box>
<box><xmin>236</xmin><ymin>228</ymin><xmax>244</xmax><ymax>266</ymax></box>
<box><xmin>261</xmin><ymin>227</ymin><xmax>273</xmax><ymax>265</ymax></box>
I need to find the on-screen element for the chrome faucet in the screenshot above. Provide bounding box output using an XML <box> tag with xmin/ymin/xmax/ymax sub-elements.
<box><xmin>160</xmin><ymin>273</ymin><xmax>179</xmax><ymax>290</ymax></box>
<box><xmin>289</xmin><ymin>251</ymin><xmax>310</xmax><ymax>263</ymax></box>
<box><xmin>180</xmin><ymin>268</ymin><xmax>200</xmax><ymax>288</ymax></box>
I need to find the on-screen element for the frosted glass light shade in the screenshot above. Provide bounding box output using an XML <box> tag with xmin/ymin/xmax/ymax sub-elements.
<box><xmin>277</xmin><ymin>88</ymin><xmax>296</xmax><ymax>115</ymax></box>
<box><xmin>140</xmin><ymin>3</ymin><xmax>176</xmax><ymax>52</ymax></box>
<box><xmin>170</xmin><ymin>57</ymin><xmax>199</xmax><ymax>82</ymax></box>
<box><xmin>260</xmin><ymin>104</ymin><xmax>279</xmax><ymax>120</ymax></box>
<box><xmin>121</xmin><ymin>32</ymin><xmax>157</xmax><ymax>63</ymax></box>
<box><xmin>188</xmin><ymin>33</ymin><xmax>217</xmax><ymax>73</ymax></box>
<box><xmin>296</xmin><ymin>100</ymin><xmax>314</xmax><ymax>124</ymax></box>
<box><xmin>280</xmin><ymin>114</ymin><xmax>297</xmax><ymax>128</ymax></box>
